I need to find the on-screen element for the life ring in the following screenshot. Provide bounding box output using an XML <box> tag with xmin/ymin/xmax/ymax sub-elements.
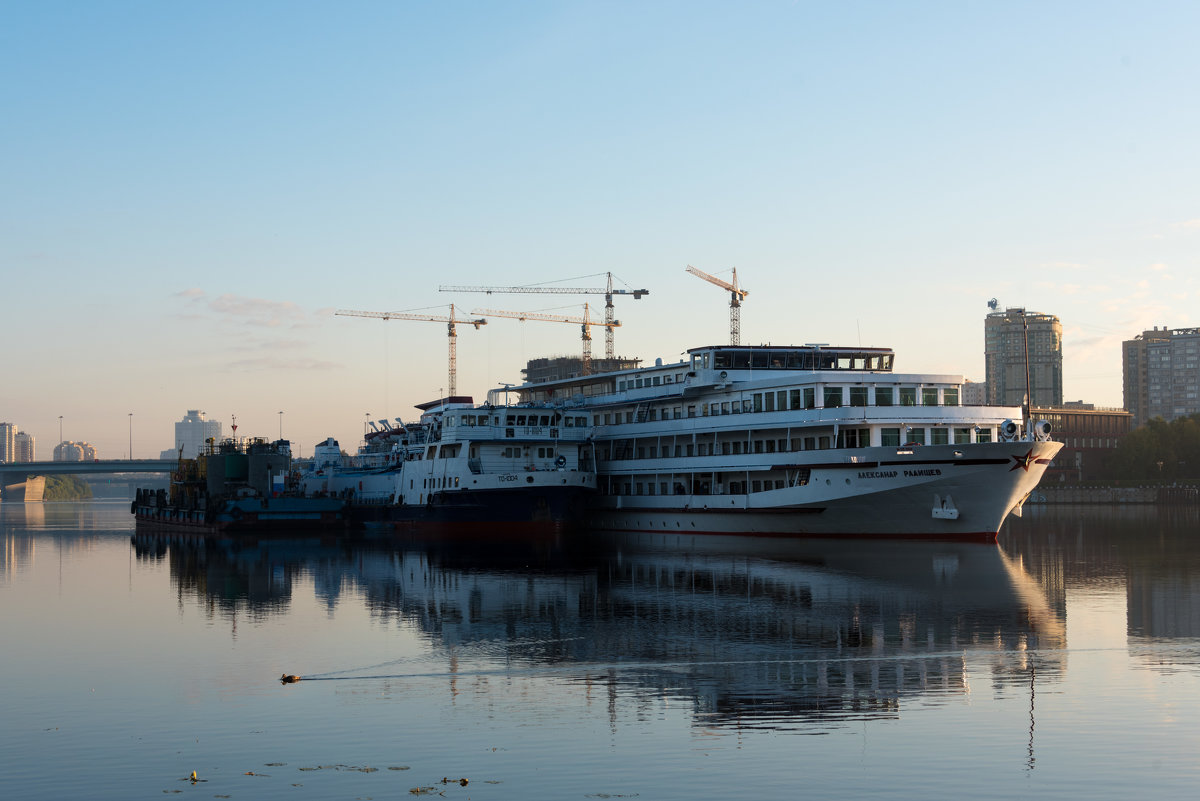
<box><xmin>555</xmin><ymin>455</ymin><xmax>567</xmax><ymax>468</ymax></box>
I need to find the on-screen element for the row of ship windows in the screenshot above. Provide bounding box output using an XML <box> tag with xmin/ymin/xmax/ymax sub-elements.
<box><xmin>445</xmin><ymin>414</ymin><xmax>590</xmax><ymax>428</ymax></box>
<box><xmin>602</xmin><ymin>470</ymin><xmax>810</xmax><ymax>496</ymax></box>
<box><xmin>603</xmin><ymin>426</ymin><xmax>990</xmax><ymax>460</ymax></box>
<box><xmin>698</xmin><ymin>350</ymin><xmax>894</xmax><ymax>372</ymax></box>
<box><xmin>618</xmin><ymin>374</ymin><xmax>682</xmax><ymax>390</ymax></box>
<box><xmin>595</xmin><ymin>386</ymin><xmax>961</xmax><ymax>425</ymax></box>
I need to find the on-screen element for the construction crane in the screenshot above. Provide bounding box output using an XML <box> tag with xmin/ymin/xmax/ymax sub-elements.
<box><xmin>686</xmin><ymin>265</ymin><xmax>749</xmax><ymax>346</ymax></box>
<box><xmin>335</xmin><ymin>304</ymin><xmax>486</xmax><ymax>396</ymax></box>
<box><xmin>440</xmin><ymin>272</ymin><xmax>647</xmax><ymax>359</ymax></box>
<box><xmin>473</xmin><ymin>303</ymin><xmax>619</xmax><ymax>376</ymax></box>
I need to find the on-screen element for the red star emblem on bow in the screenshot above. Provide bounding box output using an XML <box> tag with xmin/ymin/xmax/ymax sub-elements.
<box><xmin>1009</xmin><ymin>449</ymin><xmax>1036</xmax><ymax>472</ymax></box>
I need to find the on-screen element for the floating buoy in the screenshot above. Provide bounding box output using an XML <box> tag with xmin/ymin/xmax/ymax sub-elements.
<box><xmin>190</xmin><ymin>771</ymin><xmax>198</xmax><ymax>782</ymax></box>
<box><xmin>280</xmin><ymin>674</ymin><xmax>301</xmax><ymax>684</ymax></box>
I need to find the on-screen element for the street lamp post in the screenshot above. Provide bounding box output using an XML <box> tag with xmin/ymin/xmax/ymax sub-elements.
<box><xmin>58</xmin><ymin>415</ymin><xmax>63</xmax><ymax>460</ymax></box>
<box><xmin>129</xmin><ymin>413</ymin><xmax>133</xmax><ymax>460</ymax></box>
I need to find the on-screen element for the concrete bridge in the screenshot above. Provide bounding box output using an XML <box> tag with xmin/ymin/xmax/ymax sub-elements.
<box><xmin>0</xmin><ymin>459</ymin><xmax>177</xmax><ymax>502</ymax></box>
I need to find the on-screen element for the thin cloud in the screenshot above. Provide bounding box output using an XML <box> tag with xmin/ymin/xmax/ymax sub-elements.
<box><xmin>208</xmin><ymin>293</ymin><xmax>307</xmax><ymax>328</ymax></box>
<box><xmin>226</xmin><ymin>356</ymin><xmax>344</xmax><ymax>371</ymax></box>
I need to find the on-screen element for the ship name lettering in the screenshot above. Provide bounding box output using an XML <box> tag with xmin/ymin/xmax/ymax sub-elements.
<box><xmin>498</xmin><ymin>474</ymin><xmax>519</xmax><ymax>482</ymax></box>
<box><xmin>903</xmin><ymin>468</ymin><xmax>943</xmax><ymax>477</ymax></box>
<box><xmin>857</xmin><ymin>470</ymin><xmax>898</xmax><ymax>479</ymax></box>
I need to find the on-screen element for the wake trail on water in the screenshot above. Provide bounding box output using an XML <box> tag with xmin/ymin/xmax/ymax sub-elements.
<box><xmin>286</xmin><ymin>644</ymin><xmax>1158</xmax><ymax>684</ymax></box>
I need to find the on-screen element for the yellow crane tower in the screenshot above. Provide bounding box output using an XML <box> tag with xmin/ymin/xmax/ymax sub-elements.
<box><xmin>472</xmin><ymin>303</ymin><xmax>620</xmax><ymax>376</ymax></box>
<box><xmin>439</xmin><ymin>272</ymin><xmax>647</xmax><ymax>359</ymax></box>
<box><xmin>685</xmin><ymin>265</ymin><xmax>749</xmax><ymax>346</ymax></box>
<box><xmin>335</xmin><ymin>304</ymin><xmax>487</xmax><ymax>396</ymax></box>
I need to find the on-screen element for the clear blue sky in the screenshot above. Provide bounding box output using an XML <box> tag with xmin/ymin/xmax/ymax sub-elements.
<box><xmin>3</xmin><ymin>1</ymin><xmax>1198</xmax><ymax>458</ymax></box>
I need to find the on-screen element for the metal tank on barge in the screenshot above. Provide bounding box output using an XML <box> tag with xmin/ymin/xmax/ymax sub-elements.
<box><xmin>134</xmin><ymin>438</ymin><xmax>346</xmax><ymax>536</ymax></box>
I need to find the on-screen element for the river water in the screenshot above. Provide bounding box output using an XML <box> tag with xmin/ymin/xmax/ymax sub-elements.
<box><xmin>2</xmin><ymin>502</ymin><xmax>1198</xmax><ymax>800</ymax></box>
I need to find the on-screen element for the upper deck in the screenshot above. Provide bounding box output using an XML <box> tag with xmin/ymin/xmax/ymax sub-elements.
<box><xmin>691</xmin><ymin>345</ymin><xmax>894</xmax><ymax>373</ymax></box>
<box><xmin>513</xmin><ymin>344</ymin><xmax>971</xmax><ymax>409</ymax></box>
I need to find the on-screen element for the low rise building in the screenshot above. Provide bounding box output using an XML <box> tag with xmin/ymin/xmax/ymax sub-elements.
<box><xmin>1033</xmin><ymin>405</ymin><xmax>1132</xmax><ymax>482</ymax></box>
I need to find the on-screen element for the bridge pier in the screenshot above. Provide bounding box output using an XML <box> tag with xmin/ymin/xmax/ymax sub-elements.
<box><xmin>1</xmin><ymin>474</ymin><xmax>46</xmax><ymax>502</ymax></box>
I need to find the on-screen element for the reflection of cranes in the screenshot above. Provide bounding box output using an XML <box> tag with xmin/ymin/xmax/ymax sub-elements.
<box><xmin>686</xmin><ymin>265</ymin><xmax>748</xmax><ymax>345</ymax></box>
<box><xmin>440</xmin><ymin>272</ymin><xmax>647</xmax><ymax>359</ymax></box>
<box><xmin>473</xmin><ymin>304</ymin><xmax>619</xmax><ymax>376</ymax></box>
<box><xmin>335</xmin><ymin>304</ymin><xmax>486</xmax><ymax>396</ymax></box>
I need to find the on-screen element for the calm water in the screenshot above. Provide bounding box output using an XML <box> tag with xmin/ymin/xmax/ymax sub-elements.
<box><xmin>2</xmin><ymin>502</ymin><xmax>1199</xmax><ymax>800</ymax></box>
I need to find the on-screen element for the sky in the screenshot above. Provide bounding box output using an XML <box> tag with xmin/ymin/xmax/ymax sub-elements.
<box><xmin>3</xmin><ymin>0</ymin><xmax>1199</xmax><ymax>460</ymax></box>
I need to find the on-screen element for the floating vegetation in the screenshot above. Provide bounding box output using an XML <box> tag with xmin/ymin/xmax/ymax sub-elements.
<box><xmin>264</xmin><ymin>762</ymin><xmax>286</xmax><ymax>767</ymax></box>
<box><xmin>388</xmin><ymin>766</ymin><xmax>412</xmax><ymax>771</ymax></box>
<box><xmin>409</xmin><ymin>787</ymin><xmax>438</xmax><ymax>795</ymax></box>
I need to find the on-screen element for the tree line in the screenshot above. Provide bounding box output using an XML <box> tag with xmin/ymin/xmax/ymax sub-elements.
<box><xmin>1100</xmin><ymin>412</ymin><xmax>1200</xmax><ymax>481</ymax></box>
<box><xmin>42</xmin><ymin>474</ymin><xmax>94</xmax><ymax>500</ymax></box>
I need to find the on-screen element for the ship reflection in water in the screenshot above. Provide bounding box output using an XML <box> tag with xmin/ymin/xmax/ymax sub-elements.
<box><xmin>133</xmin><ymin>529</ymin><xmax>1067</xmax><ymax>732</ymax></box>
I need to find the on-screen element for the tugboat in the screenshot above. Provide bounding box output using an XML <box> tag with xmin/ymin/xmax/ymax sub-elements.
<box><xmin>133</xmin><ymin>438</ymin><xmax>346</xmax><ymax>536</ymax></box>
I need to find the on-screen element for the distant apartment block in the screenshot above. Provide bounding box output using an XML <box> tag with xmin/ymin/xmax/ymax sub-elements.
<box><xmin>1123</xmin><ymin>326</ymin><xmax>1200</xmax><ymax>428</ymax></box>
<box><xmin>984</xmin><ymin>307</ymin><xmax>1063</xmax><ymax>408</ymax></box>
<box><xmin>54</xmin><ymin>441</ymin><xmax>98</xmax><ymax>461</ymax></box>
<box><xmin>14</xmin><ymin>432</ymin><xmax>34</xmax><ymax>462</ymax></box>
<box><xmin>522</xmin><ymin>356</ymin><xmax>642</xmax><ymax>385</ymax></box>
<box><xmin>173</xmin><ymin>410</ymin><xmax>222</xmax><ymax>459</ymax></box>
<box><xmin>961</xmin><ymin>380</ymin><xmax>987</xmax><ymax>406</ymax></box>
<box><xmin>0</xmin><ymin>422</ymin><xmax>15</xmax><ymax>462</ymax></box>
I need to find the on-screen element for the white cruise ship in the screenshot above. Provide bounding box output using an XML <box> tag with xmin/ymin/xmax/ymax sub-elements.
<box><xmin>514</xmin><ymin>344</ymin><xmax>1063</xmax><ymax>540</ymax></box>
<box><xmin>301</xmin><ymin>392</ymin><xmax>599</xmax><ymax>537</ymax></box>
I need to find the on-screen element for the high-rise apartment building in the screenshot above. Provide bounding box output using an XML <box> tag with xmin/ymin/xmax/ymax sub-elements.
<box><xmin>174</xmin><ymin>410</ymin><xmax>222</xmax><ymax>459</ymax></box>
<box><xmin>0</xmin><ymin>422</ymin><xmax>15</xmax><ymax>462</ymax></box>
<box><xmin>54</xmin><ymin>441</ymin><xmax>97</xmax><ymax>461</ymax></box>
<box><xmin>14</xmin><ymin>432</ymin><xmax>35</xmax><ymax>462</ymax></box>
<box><xmin>984</xmin><ymin>307</ymin><xmax>1063</xmax><ymax>408</ymax></box>
<box><xmin>1122</xmin><ymin>326</ymin><xmax>1200</xmax><ymax>428</ymax></box>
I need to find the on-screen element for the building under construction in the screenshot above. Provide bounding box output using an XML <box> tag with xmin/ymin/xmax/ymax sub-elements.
<box><xmin>522</xmin><ymin>355</ymin><xmax>641</xmax><ymax>385</ymax></box>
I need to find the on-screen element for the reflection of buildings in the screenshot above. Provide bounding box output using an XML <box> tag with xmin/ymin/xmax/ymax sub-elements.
<box><xmin>1006</xmin><ymin>507</ymin><xmax>1200</xmax><ymax>643</ymax></box>
<box><xmin>138</xmin><ymin>532</ymin><xmax>1067</xmax><ymax>731</ymax></box>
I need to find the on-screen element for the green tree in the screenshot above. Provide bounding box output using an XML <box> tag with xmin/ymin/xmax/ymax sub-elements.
<box><xmin>1103</xmin><ymin>412</ymin><xmax>1200</xmax><ymax>481</ymax></box>
<box><xmin>42</xmin><ymin>474</ymin><xmax>94</xmax><ymax>500</ymax></box>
